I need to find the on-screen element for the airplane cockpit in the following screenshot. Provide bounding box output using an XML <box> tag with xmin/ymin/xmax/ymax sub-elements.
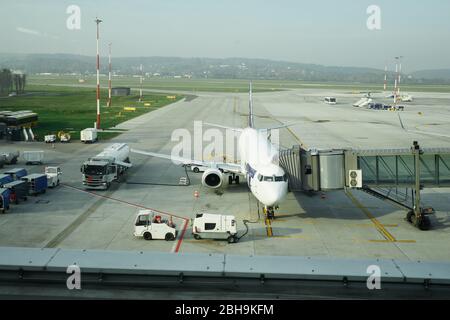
<box><xmin>257</xmin><ymin>174</ymin><xmax>288</xmax><ymax>182</ymax></box>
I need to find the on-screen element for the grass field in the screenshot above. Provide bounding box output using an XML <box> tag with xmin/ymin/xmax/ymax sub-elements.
<box><xmin>3</xmin><ymin>75</ymin><xmax>450</xmax><ymax>142</ymax></box>
<box><xmin>0</xmin><ymin>85</ymin><xmax>182</xmax><ymax>141</ymax></box>
<box><xmin>29</xmin><ymin>74</ymin><xmax>450</xmax><ymax>93</ymax></box>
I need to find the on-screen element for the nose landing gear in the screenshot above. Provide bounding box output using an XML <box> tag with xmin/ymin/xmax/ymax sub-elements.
<box><xmin>265</xmin><ymin>206</ymin><xmax>275</xmax><ymax>220</ymax></box>
<box><xmin>263</xmin><ymin>206</ymin><xmax>277</xmax><ymax>237</ymax></box>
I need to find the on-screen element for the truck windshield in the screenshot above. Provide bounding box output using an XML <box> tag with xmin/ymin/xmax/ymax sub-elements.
<box><xmin>83</xmin><ymin>165</ymin><xmax>106</xmax><ymax>175</ymax></box>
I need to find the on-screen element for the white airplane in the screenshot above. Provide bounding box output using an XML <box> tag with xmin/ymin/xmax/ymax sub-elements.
<box><xmin>131</xmin><ymin>82</ymin><xmax>289</xmax><ymax>218</ymax></box>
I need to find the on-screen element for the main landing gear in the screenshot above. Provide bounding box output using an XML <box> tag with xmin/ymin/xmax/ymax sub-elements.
<box><xmin>228</xmin><ymin>174</ymin><xmax>240</xmax><ymax>185</ymax></box>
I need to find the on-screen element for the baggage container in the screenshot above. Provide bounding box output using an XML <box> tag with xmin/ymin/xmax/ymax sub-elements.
<box><xmin>23</xmin><ymin>151</ymin><xmax>44</xmax><ymax>165</ymax></box>
<box><xmin>0</xmin><ymin>174</ymin><xmax>13</xmax><ymax>187</ymax></box>
<box><xmin>21</xmin><ymin>174</ymin><xmax>48</xmax><ymax>196</ymax></box>
<box><xmin>0</xmin><ymin>188</ymin><xmax>11</xmax><ymax>213</ymax></box>
<box><xmin>3</xmin><ymin>180</ymin><xmax>28</xmax><ymax>204</ymax></box>
<box><xmin>3</xmin><ymin>168</ymin><xmax>28</xmax><ymax>180</ymax></box>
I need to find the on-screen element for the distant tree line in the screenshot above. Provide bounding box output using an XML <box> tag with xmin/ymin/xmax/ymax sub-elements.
<box><xmin>14</xmin><ymin>73</ymin><xmax>26</xmax><ymax>94</ymax></box>
<box><xmin>0</xmin><ymin>69</ymin><xmax>13</xmax><ymax>95</ymax></box>
<box><xmin>0</xmin><ymin>69</ymin><xmax>26</xmax><ymax>96</ymax></box>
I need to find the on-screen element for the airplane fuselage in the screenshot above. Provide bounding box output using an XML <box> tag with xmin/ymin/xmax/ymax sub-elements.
<box><xmin>238</xmin><ymin>128</ymin><xmax>288</xmax><ymax>207</ymax></box>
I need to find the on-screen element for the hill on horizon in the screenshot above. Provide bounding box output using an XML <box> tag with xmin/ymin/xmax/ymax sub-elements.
<box><xmin>1</xmin><ymin>53</ymin><xmax>449</xmax><ymax>84</ymax></box>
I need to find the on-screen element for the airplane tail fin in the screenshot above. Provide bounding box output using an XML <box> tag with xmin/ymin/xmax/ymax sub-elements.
<box><xmin>248</xmin><ymin>81</ymin><xmax>255</xmax><ymax>128</ymax></box>
<box><xmin>207</xmin><ymin>81</ymin><xmax>297</xmax><ymax>133</ymax></box>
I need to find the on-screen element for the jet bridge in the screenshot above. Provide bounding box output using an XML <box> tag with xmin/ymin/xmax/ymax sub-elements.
<box><xmin>279</xmin><ymin>141</ymin><xmax>450</xmax><ymax>230</ymax></box>
<box><xmin>346</xmin><ymin>146</ymin><xmax>450</xmax><ymax>188</ymax></box>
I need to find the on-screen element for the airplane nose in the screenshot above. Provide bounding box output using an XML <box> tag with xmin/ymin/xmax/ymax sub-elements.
<box><xmin>265</xmin><ymin>184</ymin><xmax>288</xmax><ymax>206</ymax></box>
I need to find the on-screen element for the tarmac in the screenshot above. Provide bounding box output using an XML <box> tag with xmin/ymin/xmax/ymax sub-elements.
<box><xmin>1</xmin><ymin>88</ymin><xmax>450</xmax><ymax>262</ymax></box>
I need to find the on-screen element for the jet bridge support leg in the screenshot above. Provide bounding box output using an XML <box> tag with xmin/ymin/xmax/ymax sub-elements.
<box><xmin>358</xmin><ymin>141</ymin><xmax>435</xmax><ymax>230</ymax></box>
<box><xmin>407</xmin><ymin>141</ymin><xmax>432</xmax><ymax>230</ymax></box>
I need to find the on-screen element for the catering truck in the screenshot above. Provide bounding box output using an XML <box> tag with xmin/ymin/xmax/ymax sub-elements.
<box><xmin>81</xmin><ymin>143</ymin><xmax>132</xmax><ymax>190</ymax></box>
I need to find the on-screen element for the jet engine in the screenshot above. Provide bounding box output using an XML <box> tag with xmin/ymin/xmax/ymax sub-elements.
<box><xmin>202</xmin><ymin>168</ymin><xmax>223</xmax><ymax>189</ymax></box>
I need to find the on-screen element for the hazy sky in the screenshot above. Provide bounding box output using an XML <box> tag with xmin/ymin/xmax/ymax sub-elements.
<box><xmin>2</xmin><ymin>0</ymin><xmax>450</xmax><ymax>71</ymax></box>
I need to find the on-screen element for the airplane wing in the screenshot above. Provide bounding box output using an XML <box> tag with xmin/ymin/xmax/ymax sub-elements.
<box><xmin>116</xmin><ymin>160</ymin><xmax>132</xmax><ymax>168</ymax></box>
<box><xmin>258</xmin><ymin>123</ymin><xmax>298</xmax><ymax>131</ymax></box>
<box><xmin>203</xmin><ymin>123</ymin><xmax>243</xmax><ymax>132</ymax></box>
<box><xmin>131</xmin><ymin>148</ymin><xmax>243</xmax><ymax>174</ymax></box>
<box><xmin>204</xmin><ymin>122</ymin><xmax>297</xmax><ymax>132</ymax></box>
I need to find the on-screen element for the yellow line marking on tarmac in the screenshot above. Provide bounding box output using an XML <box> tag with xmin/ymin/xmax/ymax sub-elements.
<box><xmin>370</xmin><ymin>240</ymin><xmax>417</xmax><ymax>243</ymax></box>
<box><xmin>286</xmin><ymin>126</ymin><xmax>307</xmax><ymax>148</ymax></box>
<box><xmin>345</xmin><ymin>189</ymin><xmax>415</xmax><ymax>243</ymax></box>
<box><xmin>273</xmin><ymin>218</ymin><xmax>398</xmax><ymax>229</ymax></box>
<box><xmin>353</xmin><ymin>223</ymin><xmax>399</xmax><ymax>228</ymax></box>
<box><xmin>345</xmin><ymin>189</ymin><xmax>396</xmax><ymax>241</ymax></box>
<box><xmin>252</xmin><ymin>234</ymin><xmax>311</xmax><ymax>239</ymax></box>
<box><xmin>265</xmin><ymin>113</ymin><xmax>308</xmax><ymax>148</ymax></box>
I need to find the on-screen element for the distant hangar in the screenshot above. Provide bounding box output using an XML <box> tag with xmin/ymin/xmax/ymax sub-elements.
<box><xmin>112</xmin><ymin>87</ymin><xmax>131</xmax><ymax>96</ymax></box>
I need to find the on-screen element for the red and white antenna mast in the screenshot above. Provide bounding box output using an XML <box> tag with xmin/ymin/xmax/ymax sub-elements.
<box><xmin>107</xmin><ymin>42</ymin><xmax>112</xmax><ymax>107</ymax></box>
<box><xmin>95</xmin><ymin>17</ymin><xmax>102</xmax><ymax>129</ymax></box>
<box><xmin>394</xmin><ymin>60</ymin><xmax>398</xmax><ymax>104</ymax></box>
<box><xmin>394</xmin><ymin>56</ymin><xmax>403</xmax><ymax>104</ymax></box>
<box><xmin>397</xmin><ymin>57</ymin><xmax>403</xmax><ymax>97</ymax></box>
<box><xmin>139</xmin><ymin>64</ymin><xmax>143</xmax><ymax>102</ymax></box>
<box><xmin>384</xmin><ymin>63</ymin><xmax>387</xmax><ymax>91</ymax></box>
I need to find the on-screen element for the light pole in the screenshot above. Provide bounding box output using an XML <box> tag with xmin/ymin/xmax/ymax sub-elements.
<box><xmin>95</xmin><ymin>17</ymin><xmax>102</xmax><ymax>129</ymax></box>
<box><xmin>139</xmin><ymin>64</ymin><xmax>143</xmax><ymax>102</ymax></box>
<box><xmin>107</xmin><ymin>42</ymin><xmax>112</xmax><ymax>107</ymax></box>
<box><xmin>397</xmin><ymin>56</ymin><xmax>403</xmax><ymax>98</ymax></box>
<box><xmin>394</xmin><ymin>56</ymin><xmax>403</xmax><ymax>104</ymax></box>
